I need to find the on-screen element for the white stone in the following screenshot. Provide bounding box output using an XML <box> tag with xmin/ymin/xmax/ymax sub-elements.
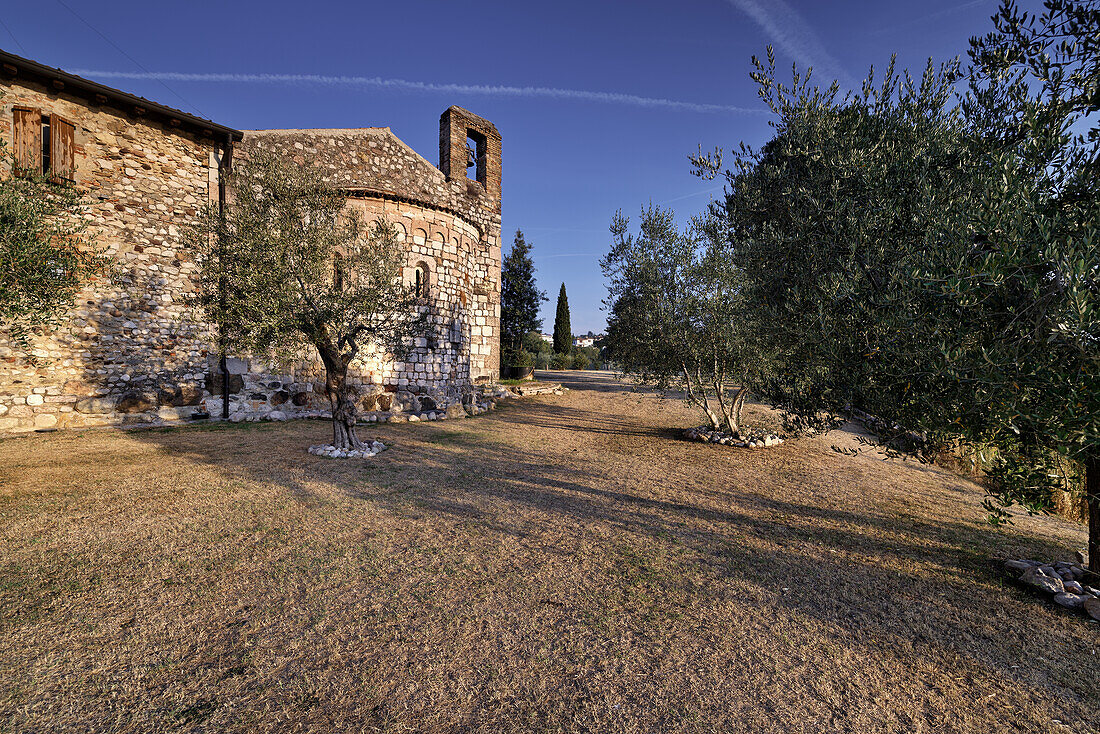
<box><xmin>25</xmin><ymin>394</ymin><xmax>44</xmax><ymax>406</ymax></box>
<box><xmin>34</xmin><ymin>414</ymin><xmax>57</xmax><ymax>429</ymax></box>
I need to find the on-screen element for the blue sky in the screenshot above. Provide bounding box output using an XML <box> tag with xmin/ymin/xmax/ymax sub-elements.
<box><xmin>2</xmin><ymin>0</ymin><xmax>1024</xmax><ymax>333</ymax></box>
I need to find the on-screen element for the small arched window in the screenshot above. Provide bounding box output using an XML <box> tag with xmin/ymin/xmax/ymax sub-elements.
<box><xmin>391</xmin><ymin>221</ymin><xmax>407</xmax><ymax>242</ymax></box>
<box><xmin>414</xmin><ymin>263</ymin><xmax>429</xmax><ymax>298</ymax></box>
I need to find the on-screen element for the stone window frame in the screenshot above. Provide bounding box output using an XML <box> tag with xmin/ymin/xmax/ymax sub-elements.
<box><xmin>403</xmin><ymin>257</ymin><xmax>436</xmax><ymax>300</ymax></box>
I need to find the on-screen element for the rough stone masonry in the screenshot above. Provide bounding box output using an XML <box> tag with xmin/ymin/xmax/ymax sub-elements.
<box><xmin>0</xmin><ymin>50</ymin><xmax>502</xmax><ymax>432</ymax></box>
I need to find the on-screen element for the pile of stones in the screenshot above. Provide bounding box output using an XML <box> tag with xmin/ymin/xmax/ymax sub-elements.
<box><xmin>364</xmin><ymin>409</ymin><xmax>451</xmax><ymax>423</ymax></box>
<box><xmin>514</xmin><ymin>382</ymin><xmax>567</xmax><ymax>397</ymax></box>
<box><xmin>1005</xmin><ymin>558</ymin><xmax>1100</xmax><ymax>620</ymax></box>
<box><xmin>308</xmin><ymin>440</ymin><xmax>387</xmax><ymax>459</ymax></box>
<box><xmin>684</xmin><ymin>426</ymin><xmax>783</xmax><ymax>448</ymax></box>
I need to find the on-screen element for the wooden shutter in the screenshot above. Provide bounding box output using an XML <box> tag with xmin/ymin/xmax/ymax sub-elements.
<box><xmin>12</xmin><ymin>108</ymin><xmax>41</xmax><ymax>175</ymax></box>
<box><xmin>49</xmin><ymin>114</ymin><xmax>75</xmax><ymax>181</ymax></box>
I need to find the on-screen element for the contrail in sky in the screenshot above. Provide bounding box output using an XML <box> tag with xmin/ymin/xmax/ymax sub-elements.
<box><xmin>724</xmin><ymin>0</ymin><xmax>855</xmax><ymax>88</ymax></box>
<box><xmin>70</xmin><ymin>69</ymin><xmax>766</xmax><ymax>115</ymax></box>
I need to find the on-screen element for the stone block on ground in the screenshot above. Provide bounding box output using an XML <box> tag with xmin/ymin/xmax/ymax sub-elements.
<box><xmin>1020</xmin><ymin>566</ymin><xmax>1065</xmax><ymax>594</ymax></box>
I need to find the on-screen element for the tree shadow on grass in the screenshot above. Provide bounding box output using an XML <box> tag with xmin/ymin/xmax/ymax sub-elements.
<box><xmin>117</xmin><ymin>379</ymin><xmax>1099</xmax><ymax>728</ymax></box>
<box><xmin>353</xmin><ymin>440</ymin><xmax>1099</xmax><ymax>721</ymax></box>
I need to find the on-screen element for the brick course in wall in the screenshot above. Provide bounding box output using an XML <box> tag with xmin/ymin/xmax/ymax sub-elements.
<box><xmin>0</xmin><ymin>54</ymin><xmax>501</xmax><ymax>433</ymax></box>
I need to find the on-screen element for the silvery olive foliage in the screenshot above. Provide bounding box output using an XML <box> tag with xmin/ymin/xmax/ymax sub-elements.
<box><xmin>687</xmin><ymin>0</ymin><xmax>1098</xmax><ymax>568</ymax></box>
<box><xmin>602</xmin><ymin>205</ymin><xmax>771</xmax><ymax>436</ymax></box>
<box><xmin>187</xmin><ymin>148</ymin><xmax>425</xmax><ymax>449</ymax></box>
<box><xmin>0</xmin><ymin>141</ymin><xmax>107</xmax><ymax>360</ymax></box>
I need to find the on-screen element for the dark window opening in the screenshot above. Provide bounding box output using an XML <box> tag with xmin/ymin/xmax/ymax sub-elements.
<box><xmin>41</xmin><ymin>116</ymin><xmax>51</xmax><ymax>175</ymax></box>
<box><xmin>414</xmin><ymin>265</ymin><xmax>428</xmax><ymax>298</ymax></box>
<box><xmin>465</xmin><ymin>130</ymin><xmax>487</xmax><ymax>185</ymax></box>
<box><xmin>333</xmin><ymin>253</ymin><xmax>345</xmax><ymax>291</ymax></box>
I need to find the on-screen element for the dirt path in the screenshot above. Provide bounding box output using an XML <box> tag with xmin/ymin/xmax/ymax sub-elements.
<box><xmin>0</xmin><ymin>371</ymin><xmax>1095</xmax><ymax>732</ymax></box>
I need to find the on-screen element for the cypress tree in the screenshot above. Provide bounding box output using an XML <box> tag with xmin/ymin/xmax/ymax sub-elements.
<box><xmin>500</xmin><ymin>229</ymin><xmax>547</xmax><ymax>358</ymax></box>
<box><xmin>553</xmin><ymin>283</ymin><xmax>572</xmax><ymax>354</ymax></box>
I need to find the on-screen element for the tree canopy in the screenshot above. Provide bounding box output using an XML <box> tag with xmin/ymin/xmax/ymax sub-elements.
<box><xmin>187</xmin><ymin>147</ymin><xmax>425</xmax><ymax>450</ymax></box>
<box><xmin>0</xmin><ymin>142</ymin><xmax>107</xmax><ymax>358</ymax></box>
<box><xmin>553</xmin><ymin>283</ymin><xmax>572</xmax><ymax>355</ymax></box>
<box><xmin>608</xmin><ymin>0</ymin><xmax>1099</xmax><ymax>568</ymax></box>
<box><xmin>500</xmin><ymin>229</ymin><xmax>546</xmax><ymax>363</ymax></box>
<box><xmin>603</xmin><ymin>206</ymin><xmax>767</xmax><ymax>434</ymax></box>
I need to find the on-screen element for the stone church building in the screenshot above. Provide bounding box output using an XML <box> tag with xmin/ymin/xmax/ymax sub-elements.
<box><xmin>0</xmin><ymin>50</ymin><xmax>502</xmax><ymax>432</ymax></box>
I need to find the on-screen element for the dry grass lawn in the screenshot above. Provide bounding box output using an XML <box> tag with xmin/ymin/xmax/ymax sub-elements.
<box><xmin>1</xmin><ymin>371</ymin><xmax>1096</xmax><ymax>732</ymax></box>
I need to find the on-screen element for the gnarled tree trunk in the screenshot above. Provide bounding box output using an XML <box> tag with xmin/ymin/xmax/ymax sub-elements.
<box><xmin>318</xmin><ymin>341</ymin><xmax>368</xmax><ymax>450</ymax></box>
<box><xmin>682</xmin><ymin>363</ymin><xmax>722</xmax><ymax>430</ymax></box>
<box><xmin>724</xmin><ymin>386</ymin><xmax>749</xmax><ymax>438</ymax></box>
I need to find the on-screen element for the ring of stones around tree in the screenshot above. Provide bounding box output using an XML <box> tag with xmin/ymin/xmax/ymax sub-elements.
<box><xmin>684</xmin><ymin>425</ymin><xmax>784</xmax><ymax>448</ymax></box>
<box><xmin>308</xmin><ymin>441</ymin><xmax>387</xmax><ymax>459</ymax></box>
<box><xmin>1005</xmin><ymin>559</ymin><xmax>1100</xmax><ymax>621</ymax></box>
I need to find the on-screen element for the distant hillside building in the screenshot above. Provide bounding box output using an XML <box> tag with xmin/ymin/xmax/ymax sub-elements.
<box><xmin>0</xmin><ymin>50</ymin><xmax>502</xmax><ymax>432</ymax></box>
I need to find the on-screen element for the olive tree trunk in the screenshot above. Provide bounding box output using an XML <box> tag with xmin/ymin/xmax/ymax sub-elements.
<box><xmin>318</xmin><ymin>342</ymin><xmax>368</xmax><ymax>450</ymax></box>
<box><xmin>681</xmin><ymin>363</ymin><xmax>750</xmax><ymax>437</ymax></box>
<box><xmin>682</xmin><ymin>363</ymin><xmax>722</xmax><ymax>430</ymax></box>
<box><xmin>725</xmin><ymin>386</ymin><xmax>749</xmax><ymax>438</ymax></box>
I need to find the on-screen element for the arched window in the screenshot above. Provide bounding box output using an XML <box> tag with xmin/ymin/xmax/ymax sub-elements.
<box><xmin>414</xmin><ymin>262</ymin><xmax>429</xmax><ymax>298</ymax></box>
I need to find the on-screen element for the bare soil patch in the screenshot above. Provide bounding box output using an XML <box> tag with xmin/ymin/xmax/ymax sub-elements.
<box><xmin>0</xmin><ymin>371</ymin><xmax>1095</xmax><ymax>732</ymax></box>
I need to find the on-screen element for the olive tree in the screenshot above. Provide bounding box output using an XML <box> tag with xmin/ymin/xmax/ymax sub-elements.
<box><xmin>0</xmin><ymin>142</ymin><xmax>107</xmax><ymax>358</ymax></box>
<box><xmin>694</xmin><ymin>0</ymin><xmax>1100</xmax><ymax>568</ymax></box>
<box><xmin>602</xmin><ymin>206</ymin><xmax>767</xmax><ymax>435</ymax></box>
<box><xmin>941</xmin><ymin>0</ymin><xmax>1100</xmax><ymax>567</ymax></box>
<box><xmin>188</xmin><ymin>148</ymin><xmax>425</xmax><ymax>451</ymax></box>
<box><xmin>693</xmin><ymin>50</ymin><xmax>972</xmax><ymax>435</ymax></box>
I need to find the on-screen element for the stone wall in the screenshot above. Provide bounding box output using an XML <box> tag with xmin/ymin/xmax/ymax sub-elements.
<box><xmin>241</xmin><ymin>113</ymin><xmax>503</xmax><ymax>387</ymax></box>
<box><xmin>0</xmin><ymin>75</ymin><xmax>225</xmax><ymax>432</ymax></box>
<box><xmin>0</xmin><ymin>70</ymin><xmax>502</xmax><ymax>433</ymax></box>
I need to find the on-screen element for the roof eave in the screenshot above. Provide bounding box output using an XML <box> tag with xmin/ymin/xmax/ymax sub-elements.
<box><xmin>0</xmin><ymin>49</ymin><xmax>243</xmax><ymax>141</ymax></box>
